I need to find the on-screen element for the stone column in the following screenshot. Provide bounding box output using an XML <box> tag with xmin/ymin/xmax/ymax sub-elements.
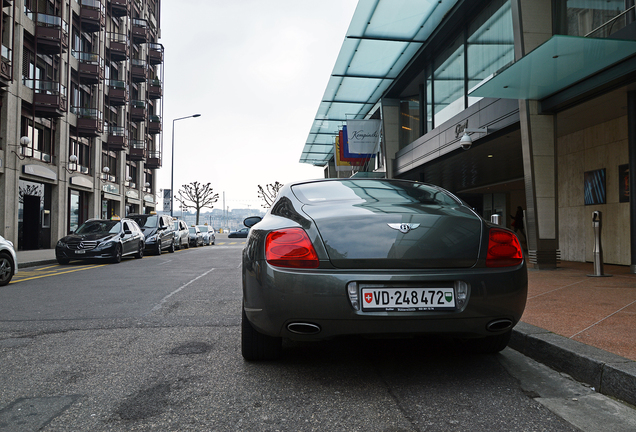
<box><xmin>512</xmin><ymin>0</ymin><xmax>559</xmax><ymax>268</ymax></box>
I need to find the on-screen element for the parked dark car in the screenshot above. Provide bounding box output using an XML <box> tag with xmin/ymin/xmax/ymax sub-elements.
<box><xmin>228</xmin><ymin>227</ymin><xmax>249</xmax><ymax>238</ymax></box>
<box><xmin>0</xmin><ymin>234</ymin><xmax>17</xmax><ymax>286</ymax></box>
<box><xmin>188</xmin><ymin>226</ymin><xmax>203</xmax><ymax>247</ymax></box>
<box><xmin>173</xmin><ymin>219</ymin><xmax>190</xmax><ymax>250</ymax></box>
<box><xmin>198</xmin><ymin>225</ymin><xmax>215</xmax><ymax>245</ymax></box>
<box><xmin>128</xmin><ymin>214</ymin><xmax>175</xmax><ymax>255</ymax></box>
<box><xmin>240</xmin><ymin>179</ymin><xmax>527</xmax><ymax>360</ymax></box>
<box><xmin>55</xmin><ymin>218</ymin><xmax>145</xmax><ymax>264</ymax></box>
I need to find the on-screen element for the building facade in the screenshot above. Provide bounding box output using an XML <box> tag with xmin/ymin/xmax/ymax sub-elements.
<box><xmin>0</xmin><ymin>0</ymin><xmax>163</xmax><ymax>250</ymax></box>
<box><xmin>303</xmin><ymin>0</ymin><xmax>636</xmax><ymax>271</ymax></box>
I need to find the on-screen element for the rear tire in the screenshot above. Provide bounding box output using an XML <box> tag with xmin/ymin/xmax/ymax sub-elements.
<box><xmin>135</xmin><ymin>243</ymin><xmax>144</xmax><ymax>259</ymax></box>
<box><xmin>156</xmin><ymin>241</ymin><xmax>162</xmax><ymax>255</ymax></box>
<box><xmin>241</xmin><ymin>307</ymin><xmax>282</xmax><ymax>361</ymax></box>
<box><xmin>168</xmin><ymin>240</ymin><xmax>175</xmax><ymax>253</ymax></box>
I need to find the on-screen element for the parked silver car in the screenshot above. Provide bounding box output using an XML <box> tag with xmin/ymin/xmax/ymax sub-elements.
<box><xmin>198</xmin><ymin>225</ymin><xmax>215</xmax><ymax>245</ymax></box>
<box><xmin>173</xmin><ymin>219</ymin><xmax>189</xmax><ymax>250</ymax></box>
<box><xmin>0</xmin><ymin>235</ymin><xmax>18</xmax><ymax>286</ymax></box>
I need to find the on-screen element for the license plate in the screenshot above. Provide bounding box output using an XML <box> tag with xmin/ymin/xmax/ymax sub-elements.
<box><xmin>361</xmin><ymin>287</ymin><xmax>455</xmax><ymax>311</ymax></box>
<box><xmin>75</xmin><ymin>250</ymin><xmax>86</xmax><ymax>254</ymax></box>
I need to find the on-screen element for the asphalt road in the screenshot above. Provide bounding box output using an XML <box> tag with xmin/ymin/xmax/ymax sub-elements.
<box><xmin>1</xmin><ymin>235</ymin><xmax>635</xmax><ymax>431</ymax></box>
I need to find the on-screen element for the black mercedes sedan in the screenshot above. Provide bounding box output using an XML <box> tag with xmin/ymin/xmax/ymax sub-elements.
<box><xmin>241</xmin><ymin>179</ymin><xmax>527</xmax><ymax>360</ymax></box>
<box><xmin>55</xmin><ymin>218</ymin><xmax>145</xmax><ymax>264</ymax></box>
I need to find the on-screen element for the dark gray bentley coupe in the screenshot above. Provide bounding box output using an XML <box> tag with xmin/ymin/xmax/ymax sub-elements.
<box><xmin>241</xmin><ymin>179</ymin><xmax>527</xmax><ymax>360</ymax></box>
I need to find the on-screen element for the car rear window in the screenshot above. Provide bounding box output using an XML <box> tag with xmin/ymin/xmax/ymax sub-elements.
<box><xmin>292</xmin><ymin>180</ymin><xmax>459</xmax><ymax>206</ymax></box>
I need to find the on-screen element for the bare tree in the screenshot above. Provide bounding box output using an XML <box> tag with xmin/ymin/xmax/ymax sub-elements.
<box><xmin>257</xmin><ymin>181</ymin><xmax>283</xmax><ymax>208</ymax></box>
<box><xmin>175</xmin><ymin>181</ymin><xmax>219</xmax><ymax>225</ymax></box>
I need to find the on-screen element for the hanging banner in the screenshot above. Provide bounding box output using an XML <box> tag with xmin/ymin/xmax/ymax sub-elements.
<box><xmin>334</xmin><ymin>135</ymin><xmax>355</xmax><ymax>171</ymax></box>
<box><xmin>346</xmin><ymin>119</ymin><xmax>381</xmax><ymax>154</ymax></box>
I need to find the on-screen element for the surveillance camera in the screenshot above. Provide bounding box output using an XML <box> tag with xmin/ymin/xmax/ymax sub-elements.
<box><xmin>459</xmin><ymin>132</ymin><xmax>472</xmax><ymax>150</ymax></box>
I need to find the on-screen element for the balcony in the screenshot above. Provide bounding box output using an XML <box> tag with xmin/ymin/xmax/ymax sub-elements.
<box><xmin>145</xmin><ymin>150</ymin><xmax>161</xmax><ymax>169</ymax></box>
<box><xmin>25</xmin><ymin>79</ymin><xmax>67</xmax><ymax>117</ymax></box>
<box><xmin>108</xmin><ymin>33</ymin><xmax>129</xmax><ymax>62</ymax></box>
<box><xmin>129</xmin><ymin>139</ymin><xmax>146</xmax><ymax>160</ymax></box>
<box><xmin>74</xmin><ymin>51</ymin><xmax>104</xmax><ymax>85</ymax></box>
<box><xmin>107</xmin><ymin>80</ymin><xmax>128</xmax><ymax>106</ymax></box>
<box><xmin>131</xmin><ymin>18</ymin><xmax>148</xmax><ymax>44</ymax></box>
<box><xmin>130</xmin><ymin>100</ymin><xmax>147</xmax><ymax>122</ymax></box>
<box><xmin>148</xmin><ymin>115</ymin><xmax>161</xmax><ymax>134</ymax></box>
<box><xmin>130</xmin><ymin>58</ymin><xmax>147</xmax><ymax>82</ymax></box>
<box><xmin>147</xmin><ymin>42</ymin><xmax>163</xmax><ymax>65</ymax></box>
<box><xmin>72</xmin><ymin>107</ymin><xmax>104</xmax><ymax>137</ymax></box>
<box><xmin>147</xmin><ymin>78</ymin><xmax>162</xmax><ymax>99</ymax></box>
<box><xmin>27</xmin><ymin>12</ymin><xmax>69</xmax><ymax>55</ymax></box>
<box><xmin>109</xmin><ymin>0</ymin><xmax>130</xmax><ymax>17</ymax></box>
<box><xmin>107</xmin><ymin>125</ymin><xmax>128</xmax><ymax>150</ymax></box>
<box><xmin>0</xmin><ymin>44</ymin><xmax>12</xmax><ymax>85</ymax></box>
<box><xmin>79</xmin><ymin>0</ymin><xmax>105</xmax><ymax>32</ymax></box>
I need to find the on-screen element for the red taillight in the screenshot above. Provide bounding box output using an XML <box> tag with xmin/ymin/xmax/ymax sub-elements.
<box><xmin>486</xmin><ymin>228</ymin><xmax>523</xmax><ymax>268</ymax></box>
<box><xmin>266</xmin><ymin>228</ymin><xmax>319</xmax><ymax>269</ymax></box>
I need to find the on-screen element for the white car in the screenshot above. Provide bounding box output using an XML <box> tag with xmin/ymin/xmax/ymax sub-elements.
<box><xmin>0</xmin><ymin>235</ymin><xmax>18</xmax><ymax>286</ymax></box>
<box><xmin>198</xmin><ymin>225</ymin><xmax>216</xmax><ymax>245</ymax></box>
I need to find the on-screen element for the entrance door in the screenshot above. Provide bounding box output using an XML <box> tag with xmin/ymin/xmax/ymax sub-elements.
<box><xmin>22</xmin><ymin>195</ymin><xmax>41</xmax><ymax>250</ymax></box>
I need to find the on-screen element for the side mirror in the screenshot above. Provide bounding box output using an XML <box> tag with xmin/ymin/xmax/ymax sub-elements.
<box><xmin>243</xmin><ymin>216</ymin><xmax>262</xmax><ymax>228</ymax></box>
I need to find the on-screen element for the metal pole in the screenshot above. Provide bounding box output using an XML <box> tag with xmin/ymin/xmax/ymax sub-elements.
<box><xmin>171</xmin><ymin>114</ymin><xmax>201</xmax><ymax>217</ymax></box>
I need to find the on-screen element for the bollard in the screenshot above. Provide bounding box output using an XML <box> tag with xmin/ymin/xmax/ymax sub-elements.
<box><xmin>490</xmin><ymin>214</ymin><xmax>501</xmax><ymax>225</ymax></box>
<box><xmin>588</xmin><ymin>211</ymin><xmax>612</xmax><ymax>277</ymax></box>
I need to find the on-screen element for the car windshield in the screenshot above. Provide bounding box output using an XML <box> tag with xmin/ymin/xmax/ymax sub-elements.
<box><xmin>292</xmin><ymin>180</ymin><xmax>460</xmax><ymax>206</ymax></box>
<box><xmin>189</xmin><ymin>227</ymin><xmax>196</xmax><ymax>234</ymax></box>
<box><xmin>75</xmin><ymin>220</ymin><xmax>121</xmax><ymax>235</ymax></box>
<box><xmin>130</xmin><ymin>215</ymin><xmax>158</xmax><ymax>228</ymax></box>
<box><xmin>199</xmin><ymin>226</ymin><xmax>208</xmax><ymax>232</ymax></box>
<box><xmin>174</xmin><ymin>221</ymin><xmax>180</xmax><ymax>229</ymax></box>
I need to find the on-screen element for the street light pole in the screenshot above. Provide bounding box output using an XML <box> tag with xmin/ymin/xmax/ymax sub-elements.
<box><xmin>171</xmin><ymin>113</ymin><xmax>201</xmax><ymax>217</ymax></box>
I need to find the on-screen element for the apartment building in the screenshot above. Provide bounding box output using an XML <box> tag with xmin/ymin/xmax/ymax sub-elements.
<box><xmin>0</xmin><ymin>0</ymin><xmax>164</xmax><ymax>251</ymax></box>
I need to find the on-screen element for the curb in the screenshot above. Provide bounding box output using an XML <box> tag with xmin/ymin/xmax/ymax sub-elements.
<box><xmin>511</xmin><ymin>322</ymin><xmax>636</xmax><ymax>407</ymax></box>
<box><xmin>19</xmin><ymin>259</ymin><xmax>58</xmax><ymax>269</ymax></box>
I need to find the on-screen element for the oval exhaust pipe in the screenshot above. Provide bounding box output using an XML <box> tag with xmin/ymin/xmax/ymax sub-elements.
<box><xmin>287</xmin><ymin>322</ymin><xmax>321</xmax><ymax>335</ymax></box>
<box><xmin>486</xmin><ymin>319</ymin><xmax>513</xmax><ymax>332</ymax></box>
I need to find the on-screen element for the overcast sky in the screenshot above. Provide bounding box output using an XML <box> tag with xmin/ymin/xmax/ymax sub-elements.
<box><xmin>158</xmin><ymin>0</ymin><xmax>358</xmax><ymax>211</ymax></box>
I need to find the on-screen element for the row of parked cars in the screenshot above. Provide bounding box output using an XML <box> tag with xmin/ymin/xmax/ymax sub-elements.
<box><xmin>55</xmin><ymin>214</ymin><xmax>216</xmax><ymax>265</ymax></box>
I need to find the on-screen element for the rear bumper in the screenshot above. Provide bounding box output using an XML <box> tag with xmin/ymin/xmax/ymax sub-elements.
<box><xmin>243</xmin><ymin>260</ymin><xmax>528</xmax><ymax>341</ymax></box>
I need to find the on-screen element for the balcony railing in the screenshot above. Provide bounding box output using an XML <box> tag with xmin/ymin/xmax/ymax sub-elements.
<box><xmin>26</xmin><ymin>11</ymin><xmax>69</xmax><ymax>54</ymax></box>
<box><xmin>147</xmin><ymin>42</ymin><xmax>163</xmax><ymax>65</ymax></box>
<box><xmin>129</xmin><ymin>139</ymin><xmax>146</xmax><ymax>160</ymax></box>
<box><xmin>72</xmin><ymin>107</ymin><xmax>104</xmax><ymax>136</ymax></box>
<box><xmin>131</xmin><ymin>18</ymin><xmax>148</xmax><ymax>43</ymax></box>
<box><xmin>148</xmin><ymin>114</ymin><xmax>161</xmax><ymax>134</ymax></box>
<box><xmin>79</xmin><ymin>0</ymin><xmax>105</xmax><ymax>32</ymax></box>
<box><xmin>108</xmin><ymin>32</ymin><xmax>129</xmax><ymax>61</ymax></box>
<box><xmin>146</xmin><ymin>150</ymin><xmax>161</xmax><ymax>168</ymax></box>
<box><xmin>130</xmin><ymin>99</ymin><xmax>147</xmax><ymax>122</ymax></box>
<box><xmin>24</xmin><ymin>79</ymin><xmax>67</xmax><ymax>117</ymax></box>
<box><xmin>110</xmin><ymin>0</ymin><xmax>130</xmax><ymax>17</ymax></box>
<box><xmin>0</xmin><ymin>44</ymin><xmax>11</xmax><ymax>83</ymax></box>
<box><xmin>130</xmin><ymin>58</ymin><xmax>147</xmax><ymax>82</ymax></box>
<box><xmin>106</xmin><ymin>125</ymin><xmax>129</xmax><ymax>150</ymax></box>
<box><xmin>107</xmin><ymin>79</ymin><xmax>129</xmax><ymax>105</ymax></box>
<box><xmin>147</xmin><ymin>79</ymin><xmax>162</xmax><ymax>99</ymax></box>
<box><xmin>73</xmin><ymin>51</ymin><xmax>104</xmax><ymax>84</ymax></box>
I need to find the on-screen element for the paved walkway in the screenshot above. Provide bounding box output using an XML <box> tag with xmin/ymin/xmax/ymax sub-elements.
<box><xmin>11</xmin><ymin>250</ymin><xmax>636</xmax><ymax>405</ymax></box>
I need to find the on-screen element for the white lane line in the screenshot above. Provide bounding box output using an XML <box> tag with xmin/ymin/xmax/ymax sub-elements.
<box><xmin>144</xmin><ymin>268</ymin><xmax>216</xmax><ymax>316</ymax></box>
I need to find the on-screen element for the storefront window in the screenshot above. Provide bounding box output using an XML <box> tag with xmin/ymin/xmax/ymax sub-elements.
<box><xmin>467</xmin><ymin>0</ymin><xmax>514</xmax><ymax>107</ymax></box>
<box><xmin>399</xmin><ymin>97</ymin><xmax>420</xmax><ymax>149</ymax></box>
<box><xmin>69</xmin><ymin>190</ymin><xmax>80</xmax><ymax>232</ymax></box>
<box><xmin>433</xmin><ymin>35</ymin><xmax>464</xmax><ymax>127</ymax></box>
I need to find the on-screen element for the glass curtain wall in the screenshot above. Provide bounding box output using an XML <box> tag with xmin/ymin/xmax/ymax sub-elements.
<box><xmin>558</xmin><ymin>0</ymin><xmax>633</xmax><ymax>37</ymax></box>
<box><xmin>399</xmin><ymin>97</ymin><xmax>420</xmax><ymax>147</ymax></box>
<box><xmin>398</xmin><ymin>0</ymin><xmax>513</xmax><ymax>149</ymax></box>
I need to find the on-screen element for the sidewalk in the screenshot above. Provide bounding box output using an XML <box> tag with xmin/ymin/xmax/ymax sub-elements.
<box><xmin>14</xmin><ymin>251</ymin><xmax>636</xmax><ymax>406</ymax></box>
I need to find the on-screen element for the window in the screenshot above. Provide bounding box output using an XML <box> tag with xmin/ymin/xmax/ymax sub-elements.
<box><xmin>433</xmin><ymin>35</ymin><xmax>465</xmax><ymax>126</ymax></box>
<box><xmin>558</xmin><ymin>0</ymin><xmax>632</xmax><ymax>37</ymax></box>
<box><xmin>399</xmin><ymin>97</ymin><xmax>420</xmax><ymax>149</ymax></box>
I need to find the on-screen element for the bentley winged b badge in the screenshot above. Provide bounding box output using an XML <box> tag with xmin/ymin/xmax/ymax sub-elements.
<box><xmin>387</xmin><ymin>223</ymin><xmax>420</xmax><ymax>234</ymax></box>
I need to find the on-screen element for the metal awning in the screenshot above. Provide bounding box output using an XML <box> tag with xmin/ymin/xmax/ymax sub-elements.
<box><xmin>300</xmin><ymin>0</ymin><xmax>460</xmax><ymax>166</ymax></box>
<box><xmin>469</xmin><ymin>35</ymin><xmax>636</xmax><ymax>100</ymax></box>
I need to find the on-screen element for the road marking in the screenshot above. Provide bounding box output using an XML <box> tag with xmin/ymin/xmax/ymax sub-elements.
<box><xmin>144</xmin><ymin>268</ymin><xmax>216</xmax><ymax>316</ymax></box>
<box><xmin>11</xmin><ymin>264</ymin><xmax>107</xmax><ymax>283</ymax></box>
